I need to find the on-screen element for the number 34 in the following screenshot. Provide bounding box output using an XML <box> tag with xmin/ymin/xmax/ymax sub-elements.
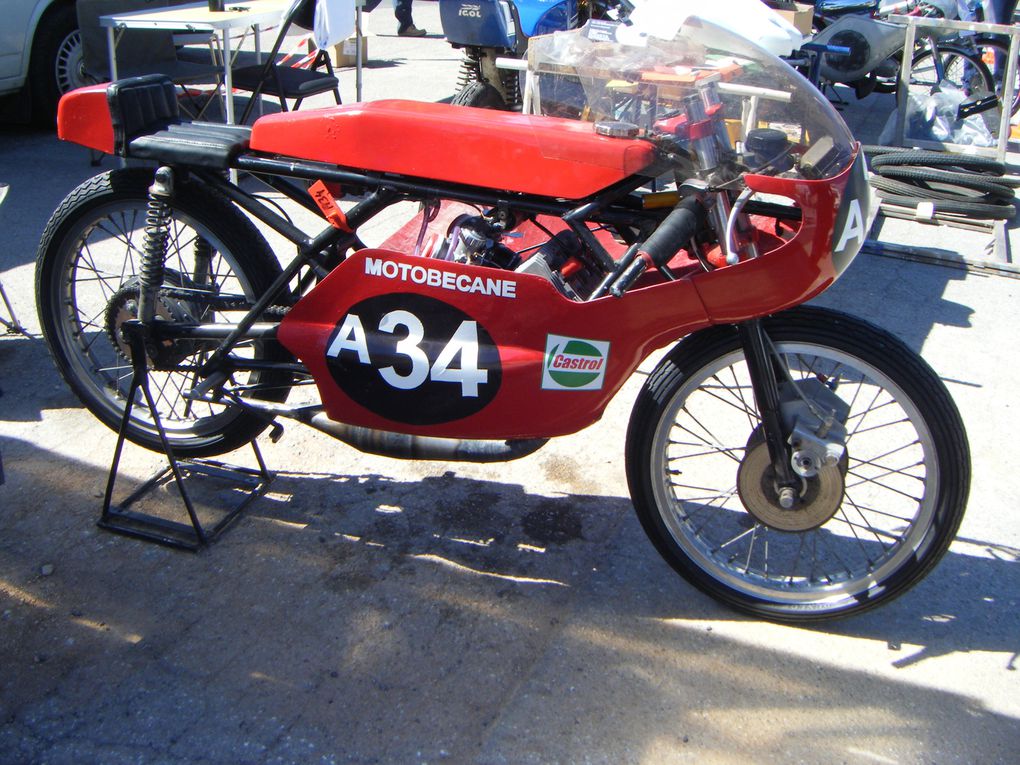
<box><xmin>326</xmin><ymin>310</ymin><xmax>489</xmax><ymax>397</ymax></box>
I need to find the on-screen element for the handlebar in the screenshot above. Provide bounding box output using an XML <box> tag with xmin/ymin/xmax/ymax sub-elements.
<box><xmin>608</xmin><ymin>196</ymin><xmax>707</xmax><ymax>297</ymax></box>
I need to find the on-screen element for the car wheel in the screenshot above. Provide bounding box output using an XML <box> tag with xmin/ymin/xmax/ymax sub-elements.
<box><xmin>28</xmin><ymin>3</ymin><xmax>87</xmax><ymax>127</ymax></box>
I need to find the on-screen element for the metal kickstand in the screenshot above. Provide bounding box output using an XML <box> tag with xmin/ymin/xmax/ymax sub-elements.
<box><xmin>99</xmin><ymin>321</ymin><xmax>274</xmax><ymax>551</ymax></box>
<box><xmin>0</xmin><ymin>279</ymin><xmax>29</xmax><ymax>337</ymax></box>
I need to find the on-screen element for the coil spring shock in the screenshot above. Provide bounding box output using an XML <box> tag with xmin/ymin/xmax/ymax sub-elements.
<box><xmin>456</xmin><ymin>48</ymin><xmax>483</xmax><ymax>89</ymax></box>
<box><xmin>500</xmin><ymin>67</ymin><xmax>521</xmax><ymax>106</ymax></box>
<box><xmin>137</xmin><ymin>166</ymin><xmax>175</xmax><ymax>324</ymax></box>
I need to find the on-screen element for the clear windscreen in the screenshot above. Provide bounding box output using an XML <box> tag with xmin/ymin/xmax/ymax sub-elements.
<box><xmin>527</xmin><ymin>18</ymin><xmax>858</xmax><ymax>187</ymax></box>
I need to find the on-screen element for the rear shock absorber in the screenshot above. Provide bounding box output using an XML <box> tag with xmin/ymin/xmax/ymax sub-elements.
<box><xmin>137</xmin><ymin>166</ymin><xmax>174</xmax><ymax>324</ymax></box>
<box><xmin>457</xmin><ymin>48</ymin><xmax>484</xmax><ymax>89</ymax></box>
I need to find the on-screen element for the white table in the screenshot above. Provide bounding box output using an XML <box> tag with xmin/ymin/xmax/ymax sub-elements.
<box><xmin>100</xmin><ymin>0</ymin><xmax>291</xmax><ymax>125</ymax></box>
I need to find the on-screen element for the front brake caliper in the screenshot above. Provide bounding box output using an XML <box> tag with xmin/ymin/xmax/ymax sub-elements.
<box><xmin>779</xmin><ymin>378</ymin><xmax>850</xmax><ymax>478</ymax></box>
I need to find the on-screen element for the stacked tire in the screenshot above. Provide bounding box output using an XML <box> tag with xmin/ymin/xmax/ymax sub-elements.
<box><xmin>866</xmin><ymin>146</ymin><xmax>1018</xmax><ymax>221</ymax></box>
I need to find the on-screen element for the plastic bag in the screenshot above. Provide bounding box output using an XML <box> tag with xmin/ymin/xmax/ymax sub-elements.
<box><xmin>904</xmin><ymin>84</ymin><xmax>996</xmax><ymax>146</ymax></box>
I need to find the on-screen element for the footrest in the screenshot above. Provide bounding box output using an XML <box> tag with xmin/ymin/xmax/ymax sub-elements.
<box><xmin>128</xmin><ymin>122</ymin><xmax>252</xmax><ymax>170</ymax></box>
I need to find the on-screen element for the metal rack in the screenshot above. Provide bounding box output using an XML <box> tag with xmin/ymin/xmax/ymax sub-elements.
<box><xmin>890</xmin><ymin>15</ymin><xmax>1020</xmax><ymax>163</ymax></box>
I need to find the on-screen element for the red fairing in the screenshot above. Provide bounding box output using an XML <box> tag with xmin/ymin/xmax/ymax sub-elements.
<box><xmin>56</xmin><ymin>84</ymin><xmax>114</xmax><ymax>154</ymax></box>
<box><xmin>692</xmin><ymin>152</ymin><xmax>864</xmax><ymax>322</ymax></box>
<box><xmin>278</xmin><ymin>152</ymin><xmax>865</xmax><ymax>441</ymax></box>
<box><xmin>278</xmin><ymin>249</ymin><xmax>712</xmax><ymax>439</ymax></box>
<box><xmin>249</xmin><ymin>100</ymin><xmax>657</xmax><ymax>199</ymax></box>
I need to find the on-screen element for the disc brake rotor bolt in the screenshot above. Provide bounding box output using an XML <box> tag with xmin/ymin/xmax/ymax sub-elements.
<box><xmin>778</xmin><ymin>487</ymin><xmax>797</xmax><ymax>510</ymax></box>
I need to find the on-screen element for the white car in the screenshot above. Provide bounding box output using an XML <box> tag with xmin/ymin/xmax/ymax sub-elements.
<box><xmin>0</xmin><ymin>1</ymin><xmax>86</xmax><ymax>125</ymax></box>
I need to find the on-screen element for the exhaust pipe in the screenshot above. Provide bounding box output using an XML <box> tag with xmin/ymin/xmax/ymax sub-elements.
<box><xmin>229</xmin><ymin>397</ymin><xmax>548</xmax><ymax>463</ymax></box>
<box><xmin>304</xmin><ymin>412</ymin><xmax>547</xmax><ymax>463</ymax></box>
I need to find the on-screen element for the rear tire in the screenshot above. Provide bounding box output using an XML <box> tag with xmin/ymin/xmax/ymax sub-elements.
<box><xmin>451</xmin><ymin>80</ymin><xmax>508</xmax><ymax>110</ymax></box>
<box><xmin>36</xmin><ymin>168</ymin><xmax>293</xmax><ymax>458</ymax></box>
<box><xmin>626</xmin><ymin>307</ymin><xmax>970</xmax><ymax>621</ymax></box>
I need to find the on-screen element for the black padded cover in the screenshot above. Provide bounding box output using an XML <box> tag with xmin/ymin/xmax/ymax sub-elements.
<box><xmin>107</xmin><ymin>74</ymin><xmax>180</xmax><ymax>156</ymax></box>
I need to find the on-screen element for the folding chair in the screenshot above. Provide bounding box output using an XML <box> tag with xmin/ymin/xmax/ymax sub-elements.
<box><xmin>231</xmin><ymin>0</ymin><xmax>342</xmax><ymax>124</ymax></box>
<box><xmin>76</xmin><ymin>0</ymin><xmax>225</xmax><ymax>119</ymax></box>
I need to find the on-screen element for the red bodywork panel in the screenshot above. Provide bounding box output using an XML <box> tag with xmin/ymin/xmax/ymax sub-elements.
<box><xmin>57</xmin><ymin>84</ymin><xmax>114</xmax><ymax>154</ymax></box>
<box><xmin>249</xmin><ymin>100</ymin><xmax>658</xmax><ymax>199</ymax></box>
<box><xmin>278</xmin><ymin>154</ymin><xmax>861</xmax><ymax>440</ymax></box>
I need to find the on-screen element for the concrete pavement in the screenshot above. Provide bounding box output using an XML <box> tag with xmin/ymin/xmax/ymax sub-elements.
<box><xmin>1</xmin><ymin>4</ymin><xmax>1018</xmax><ymax>763</ymax></box>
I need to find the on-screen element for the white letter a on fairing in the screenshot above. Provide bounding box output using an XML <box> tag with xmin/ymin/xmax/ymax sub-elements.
<box><xmin>326</xmin><ymin>313</ymin><xmax>370</xmax><ymax>363</ymax></box>
<box><xmin>835</xmin><ymin>199</ymin><xmax>865</xmax><ymax>253</ymax></box>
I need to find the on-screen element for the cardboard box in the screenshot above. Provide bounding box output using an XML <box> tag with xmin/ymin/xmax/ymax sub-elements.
<box><xmin>332</xmin><ymin>36</ymin><xmax>368</xmax><ymax>68</ymax></box>
<box><xmin>766</xmin><ymin>1</ymin><xmax>814</xmax><ymax>35</ymax></box>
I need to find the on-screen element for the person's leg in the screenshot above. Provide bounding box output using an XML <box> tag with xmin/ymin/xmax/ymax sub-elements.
<box><xmin>394</xmin><ymin>0</ymin><xmax>413</xmax><ymax>30</ymax></box>
<box><xmin>394</xmin><ymin>0</ymin><xmax>425</xmax><ymax>35</ymax></box>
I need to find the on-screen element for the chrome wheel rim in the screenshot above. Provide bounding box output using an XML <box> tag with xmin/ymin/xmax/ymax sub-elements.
<box><xmin>649</xmin><ymin>342</ymin><xmax>938</xmax><ymax>606</ymax></box>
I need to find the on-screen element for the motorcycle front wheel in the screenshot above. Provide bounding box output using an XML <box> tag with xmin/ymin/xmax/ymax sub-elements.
<box><xmin>36</xmin><ymin>168</ymin><xmax>293</xmax><ymax>458</ymax></box>
<box><xmin>626</xmin><ymin>307</ymin><xmax>970</xmax><ymax>621</ymax></box>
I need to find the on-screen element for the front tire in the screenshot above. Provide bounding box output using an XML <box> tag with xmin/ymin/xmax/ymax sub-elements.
<box><xmin>36</xmin><ymin>168</ymin><xmax>293</xmax><ymax>458</ymax></box>
<box><xmin>626</xmin><ymin>307</ymin><xmax>970</xmax><ymax>621</ymax></box>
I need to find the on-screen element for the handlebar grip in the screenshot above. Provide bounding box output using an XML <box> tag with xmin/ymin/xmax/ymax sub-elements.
<box><xmin>609</xmin><ymin>196</ymin><xmax>706</xmax><ymax>297</ymax></box>
<box><xmin>640</xmin><ymin>196</ymin><xmax>707</xmax><ymax>268</ymax></box>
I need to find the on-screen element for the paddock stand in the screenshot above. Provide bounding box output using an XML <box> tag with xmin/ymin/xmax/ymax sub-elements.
<box><xmin>99</xmin><ymin>320</ymin><xmax>274</xmax><ymax>551</ymax></box>
<box><xmin>0</xmin><ymin>279</ymin><xmax>29</xmax><ymax>337</ymax></box>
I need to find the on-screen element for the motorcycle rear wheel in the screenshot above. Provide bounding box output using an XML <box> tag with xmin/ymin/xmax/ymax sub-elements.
<box><xmin>36</xmin><ymin>168</ymin><xmax>293</xmax><ymax>458</ymax></box>
<box><xmin>625</xmin><ymin>307</ymin><xmax>970</xmax><ymax>621</ymax></box>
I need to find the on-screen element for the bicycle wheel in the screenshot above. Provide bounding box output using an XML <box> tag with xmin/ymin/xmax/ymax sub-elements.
<box><xmin>626</xmin><ymin>307</ymin><xmax>970</xmax><ymax>621</ymax></box>
<box><xmin>36</xmin><ymin>168</ymin><xmax>294</xmax><ymax>458</ymax></box>
<box><xmin>909</xmin><ymin>45</ymin><xmax>995</xmax><ymax>94</ymax></box>
<box><xmin>972</xmin><ymin>35</ymin><xmax>1020</xmax><ymax>116</ymax></box>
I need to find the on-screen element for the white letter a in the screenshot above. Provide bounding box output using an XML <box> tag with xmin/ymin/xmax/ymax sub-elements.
<box><xmin>326</xmin><ymin>313</ymin><xmax>370</xmax><ymax>364</ymax></box>
<box><xmin>835</xmin><ymin>199</ymin><xmax>865</xmax><ymax>253</ymax></box>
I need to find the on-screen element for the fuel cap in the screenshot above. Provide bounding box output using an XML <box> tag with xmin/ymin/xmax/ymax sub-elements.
<box><xmin>595</xmin><ymin>121</ymin><xmax>640</xmax><ymax>138</ymax></box>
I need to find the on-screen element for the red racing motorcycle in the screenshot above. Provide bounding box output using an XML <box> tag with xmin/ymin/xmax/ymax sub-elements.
<box><xmin>37</xmin><ymin>19</ymin><xmax>969</xmax><ymax>621</ymax></box>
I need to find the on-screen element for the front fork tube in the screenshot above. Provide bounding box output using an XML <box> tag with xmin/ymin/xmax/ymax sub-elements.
<box><xmin>738</xmin><ymin>319</ymin><xmax>799</xmax><ymax>505</ymax></box>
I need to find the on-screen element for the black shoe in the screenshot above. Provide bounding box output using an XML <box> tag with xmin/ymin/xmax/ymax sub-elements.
<box><xmin>398</xmin><ymin>25</ymin><xmax>427</xmax><ymax>37</ymax></box>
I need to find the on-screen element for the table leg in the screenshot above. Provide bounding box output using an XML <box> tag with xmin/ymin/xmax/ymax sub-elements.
<box><xmin>254</xmin><ymin>23</ymin><xmax>263</xmax><ymax>118</ymax></box>
<box><xmin>107</xmin><ymin>27</ymin><xmax>119</xmax><ymax>80</ymax></box>
<box><xmin>221</xmin><ymin>29</ymin><xmax>235</xmax><ymax>124</ymax></box>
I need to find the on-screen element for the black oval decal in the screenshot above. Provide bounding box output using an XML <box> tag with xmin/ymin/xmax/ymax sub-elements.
<box><xmin>324</xmin><ymin>293</ymin><xmax>502</xmax><ymax>425</ymax></box>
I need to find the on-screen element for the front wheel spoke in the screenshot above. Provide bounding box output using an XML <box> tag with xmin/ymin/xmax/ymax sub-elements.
<box><xmin>715</xmin><ymin>523</ymin><xmax>756</xmax><ymax>553</ymax></box>
<box><xmin>846</xmin><ymin>459</ymin><xmax>925</xmax><ymax>490</ymax></box>
<box><xmin>844</xmin><ymin>471</ymin><xmax>924</xmax><ymax>503</ymax></box>
<box><xmin>851</xmin><ymin>440</ymin><xmax>923</xmax><ymax>471</ymax></box>
<box><xmin>830</xmin><ymin>511</ymin><xmax>903</xmax><ymax>545</ymax></box>
<box><xmin>742</xmin><ymin>524</ymin><xmax>762</xmax><ymax>573</ymax></box>
<box><xmin>837</xmin><ymin>503</ymin><xmax>884</xmax><ymax>562</ymax></box>
<box><xmin>686</xmin><ymin>486</ymin><xmax>740</xmax><ymax>532</ymax></box>
<box><xmin>667</xmin><ymin>444</ymin><xmax>747</xmax><ymax>461</ymax></box>
<box><xmin>850</xmin><ymin>414</ymin><xmax>912</xmax><ymax>437</ymax></box>
<box><xmin>846</xmin><ymin>387</ymin><xmax>892</xmax><ymax>437</ymax></box>
<box><xmin>838</xmin><ymin>491</ymin><xmax>916</xmax><ymax>524</ymax></box>
<box><xmin>810</xmin><ymin>529</ymin><xmax>853</xmax><ymax>584</ymax></box>
<box><xmin>701</xmin><ymin>378</ymin><xmax>757</xmax><ymax>422</ymax></box>
<box><xmin>672</xmin><ymin>415</ymin><xmax>744</xmax><ymax>464</ymax></box>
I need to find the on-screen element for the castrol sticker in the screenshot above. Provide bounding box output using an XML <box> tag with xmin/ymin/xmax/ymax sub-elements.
<box><xmin>542</xmin><ymin>335</ymin><xmax>610</xmax><ymax>391</ymax></box>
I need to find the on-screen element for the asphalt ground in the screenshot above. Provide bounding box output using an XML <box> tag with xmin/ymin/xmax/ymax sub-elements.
<box><xmin>1</xmin><ymin>4</ymin><xmax>1018</xmax><ymax>763</ymax></box>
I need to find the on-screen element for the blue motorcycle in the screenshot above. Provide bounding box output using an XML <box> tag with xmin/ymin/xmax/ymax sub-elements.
<box><xmin>439</xmin><ymin>0</ymin><xmax>626</xmax><ymax>109</ymax></box>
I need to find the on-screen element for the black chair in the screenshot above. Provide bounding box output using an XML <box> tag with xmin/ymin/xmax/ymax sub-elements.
<box><xmin>77</xmin><ymin>0</ymin><xmax>224</xmax><ymax>118</ymax></box>
<box><xmin>230</xmin><ymin>0</ymin><xmax>342</xmax><ymax>124</ymax></box>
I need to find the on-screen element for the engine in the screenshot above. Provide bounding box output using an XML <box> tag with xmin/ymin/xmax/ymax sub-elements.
<box><xmin>433</xmin><ymin>212</ymin><xmax>606</xmax><ymax>301</ymax></box>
